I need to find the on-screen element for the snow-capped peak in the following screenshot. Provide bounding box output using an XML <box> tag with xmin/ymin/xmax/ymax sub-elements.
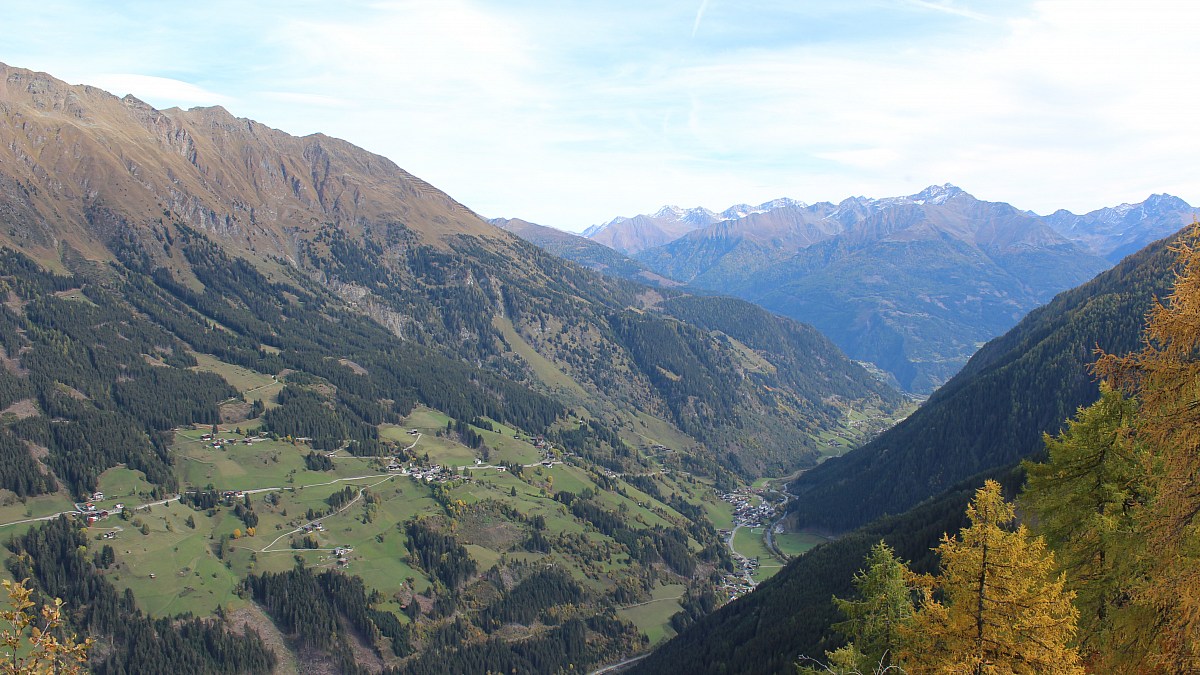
<box><xmin>720</xmin><ymin>204</ymin><xmax>756</xmax><ymax>220</ymax></box>
<box><xmin>753</xmin><ymin>197</ymin><xmax>807</xmax><ymax>212</ymax></box>
<box><xmin>909</xmin><ymin>183</ymin><xmax>965</xmax><ymax>206</ymax></box>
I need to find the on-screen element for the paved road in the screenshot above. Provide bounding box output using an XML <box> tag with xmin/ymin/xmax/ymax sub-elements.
<box><xmin>0</xmin><ymin>469</ymin><xmax>397</xmax><ymax>533</ymax></box>
<box><xmin>258</xmin><ymin>473</ymin><xmax>397</xmax><ymax>553</ymax></box>
<box><xmin>763</xmin><ymin>484</ymin><xmax>796</xmax><ymax>563</ymax></box>
<box><xmin>588</xmin><ymin>653</ymin><xmax>651</xmax><ymax>674</ymax></box>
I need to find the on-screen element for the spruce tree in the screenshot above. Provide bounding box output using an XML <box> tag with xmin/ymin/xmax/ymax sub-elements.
<box><xmin>831</xmin><ymin>541</ymin><xmax>913</xmax><ymax>670</ymax></box>
<box><xmin>902</xmin><ymin>480</ymin><xmax>1083</xmax><ymax>674</ymax></box>
<box><xmin>797</xmin><ymin>541</ymin><xmax>914</xmax><ymax>675</ymax></box>
<box><xmin>1021</xmin><ymin>386</ymin><xmax>1155</xmax><ymax>670</ymax></box>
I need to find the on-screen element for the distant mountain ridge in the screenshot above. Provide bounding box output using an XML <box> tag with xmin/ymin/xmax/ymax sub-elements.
<box><xmin>489</xmin><ymin>217</ymin><xmax>681</xmax><ymax>288</ymax></box>
<box><xmin>583</xmin><ymin>199</ymin><xmax>809</xmax><ymax>254</ymax></box>
<box><xmin>583</xmin><ymin>185</ymin><xmax>1193</xmax><ymax>258</ymax></box>
<box><xmin>1042</xmin><ymin>193</ymin><xmax>1196</xmax><ymax>262</ymax></box>
<box><xmin>564</xmin><ymin>185</ymin><xmax>1194</xmax><ymax>392</ymax></box>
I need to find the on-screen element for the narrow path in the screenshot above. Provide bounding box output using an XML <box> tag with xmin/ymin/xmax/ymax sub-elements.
<box><xmin>258</xmin><ymin>473</ymin><xmax>396</xmax><ymax>554</ymax></box>
<box><xmin>617</xmin><ymin>593</ymin><xmax>684</xmax><ymax>610</ymax></box>
<box><xmin>726</xmin><ymin>523</ymin><xmax>756</xmax><ymax>588</ymax></box>
<box><xmin>0</xmin><ymin>469</ymin><xmax>397</xmax><ymax>532</ymax></box>
<box><xmin>589</xmin><ymin>653</ymin><xmax>651</xmax><ymax>675</ymax></box>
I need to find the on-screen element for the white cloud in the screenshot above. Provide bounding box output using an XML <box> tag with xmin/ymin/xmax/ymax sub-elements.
<box><xmin>903</xmin><ymin>0</ymin><xmax>993</xmax><ymax>22</ymax></box>
<box><xmin>73</xmin><ymin>74</ymin><xmax>232</xmax><ymax>108</ymax></box>
<box><xmin>5</xmin><ymin>0</ymin><xmax>1200</xmax><ymax>226</ymax></box>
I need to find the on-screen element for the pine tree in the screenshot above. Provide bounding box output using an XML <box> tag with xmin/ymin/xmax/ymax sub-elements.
<box><xmin>1021</xmin><ymin>386</ymin><xmax>1155</xmax><ymax>670</ymax></box>
<box><xmin>1096</xmin><ymin>222</ymin><xmax>1200</xmax><ymax>670</ymax></box>
<box><xmin>831</xmin><ymin>541</ymin><xmax>913</xmax><ymax>671</ymax></box>
<box><xmin>902</xmin><ymin>480</ymin><xmax>1083</xmax><ymax>674</ymax></box>
<box><xmin>797</xmin><ymin>541</ymin><xmax>914</xmax><ymax>675</ymax></box>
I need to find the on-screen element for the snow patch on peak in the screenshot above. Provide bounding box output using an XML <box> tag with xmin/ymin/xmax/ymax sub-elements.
<box><xmin>754</xmin><ymin>197</ymin><xmax>807</xmax><ymax>212</ymax></box>
<box><xmin>720</xmin><ymin>204</ymin><xmax>756</xmax><ymax>220</ymax></box>
<box><xmin>910</xmin><ymin>183</ymin><xmax>965</xmax><ymax>206</ymax></box>
<box><xmin>1144</xmin><ymin>193</ymin><xmax>1190</xmax><ymax>211</ymax></box>
<box><xmin>580</xmin><ymin>222</ymin><xmax>608</xmax><ymax>238</ymax></box>
<box><xmin>681</xmin><ymin>206</ymin><xmax>719</xmax><ymax>226</ymax></box>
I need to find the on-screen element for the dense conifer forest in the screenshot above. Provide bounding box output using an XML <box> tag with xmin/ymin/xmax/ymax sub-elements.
<box><xmin>789</xmin><ymin>231</ymin><xmax>1179</xmax><ymax>531</ymax></box>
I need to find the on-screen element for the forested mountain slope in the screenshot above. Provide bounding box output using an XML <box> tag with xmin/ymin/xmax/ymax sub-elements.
<box><xmin>0</xmin><ymin>62</ymin><xmax>898</xmax><ymax>480</ymax></box>
<box><xmin>0</xmin><ymin>63</ymin><xmax>905</xmax><ymax>673</ymax></box>
<box><xmin>787</xmin><ymin>229</ymin><xmax>1182</xmax><ymax>532</ymax></box>
<box><xmin>633</xmin><ymin>465</ymin><xmax>1023</xmax><ymax>675</ymax></box>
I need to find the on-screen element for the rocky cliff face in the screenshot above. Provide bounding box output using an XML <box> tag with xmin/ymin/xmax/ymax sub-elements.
<box><xmin>0</xmin><ymin>63</ymin><xmax>496</xmax><ymax>268</ymax></box>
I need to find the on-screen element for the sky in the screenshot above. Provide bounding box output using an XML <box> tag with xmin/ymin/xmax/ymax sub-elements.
<box><xmin>4</xmin><ymin>0</ymin><xmax>1199</xmax><ymax>232</ymax></box>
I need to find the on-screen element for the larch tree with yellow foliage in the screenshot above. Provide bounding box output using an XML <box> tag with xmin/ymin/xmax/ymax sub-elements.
<box><xmin>1096</xmin><ymin>222</ymin><xmax>1200</xmax><ymax>670</ymax></box>
<box><xmin>901</xmin><ymin>480</ymin><xmax>1083</xmax><ymax>675</ymax></box>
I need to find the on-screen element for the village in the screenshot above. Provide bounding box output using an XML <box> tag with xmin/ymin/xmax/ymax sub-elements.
<box><xmin>716</xmin><ymin>488</ymin><xmax>785</xmax><ymax>600</ymax></box>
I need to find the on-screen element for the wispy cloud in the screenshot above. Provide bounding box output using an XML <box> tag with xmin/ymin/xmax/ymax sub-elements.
<box><xmin>87</xmin><ymin>74</ymin><xmax>232</xmax><ymax>107</ymax></box>
<box><xmin>259</xmin><ymin>92</ymin><xmax>351</xmax><ymax>108</ymax></box>
<box><xmin>903</xmin><ymin>0</ymin><xmax>992</xmax><ymax>22</ymax></box>
<box><xmin>692</xmin><ymin>0</ymin><xmax>710</xmax><ymax>38</ymax></box>
<box><xmin>2</xmin><ymin>0</ymin><xmax>1198</xmax><ymax>228</ymax></box>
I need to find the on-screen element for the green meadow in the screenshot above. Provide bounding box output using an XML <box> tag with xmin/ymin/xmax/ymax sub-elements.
<box><xmin>0</xmin><ymin>379</ymin><xmax>804</xmax><ymax>647</ymax></box>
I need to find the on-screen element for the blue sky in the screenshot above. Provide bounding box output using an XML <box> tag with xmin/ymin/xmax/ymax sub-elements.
<box><xmin>5</xmin><ymin>1</ymin><xmax>1199</xmax><ymax>231</ymax></box>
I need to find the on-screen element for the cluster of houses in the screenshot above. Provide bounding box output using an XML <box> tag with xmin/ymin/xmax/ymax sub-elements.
<box><xmin>78</xmin><ymin>495</ymin><xmax>125</xmax><ymax>526</ymax></box>
<box><xmin>385</xmin><ymin>462</ymin><xmax>455</xmax><ymax>483</ymax></box>
<box><xmin>332</xmin><ymin>546</ymin><xmax>354</xmax><ymax>567</ymax></box>
<box><xmin>301</xmin><ymin>521</ymin><xmax>327</xmax><ymax>534</ymax></box>
<box><xmin>715</xmin><ymin>489</ymin><xmax>784</xmax><ymax>600</ymax></box>
<box><xmin>716</xmin><ymin>539</ymin><xmax>763</xmax><ymax>601</ymax></box>
<box><xmin>720</xmin><ymin>560</ymin><xmax>759</xmax><ymax>600</ymax></box>
<box><xmin>201</xmin><ymin>432</ymin><xmax>264</xmax><ymax>450</ymax></box>
<box><xmin>721</xmin><ymin>490</ymin><xmax>776</xmax><ymax>529</ymax></box>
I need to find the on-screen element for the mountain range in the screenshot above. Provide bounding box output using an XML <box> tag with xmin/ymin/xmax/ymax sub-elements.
<box><xmin>559</xmin><ymin>185</ymin><xmax>1195</xmax><ymax>392</ymax></box>
<box><xmin>0</xmin><ymin>62</ymin><xmax>909</xmax><ymax>672</ymax></box>
<box><xmin>1</xmin><ymin>59</ymin><xmax>1195</xmax><ymax>674</ymax></box>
